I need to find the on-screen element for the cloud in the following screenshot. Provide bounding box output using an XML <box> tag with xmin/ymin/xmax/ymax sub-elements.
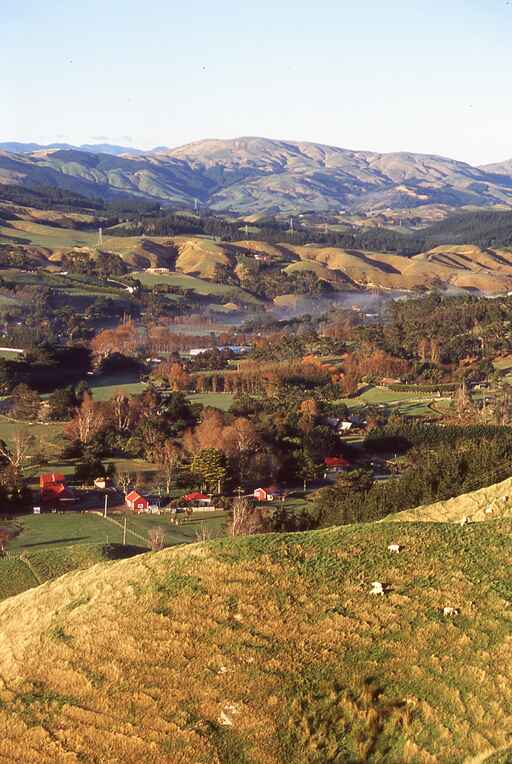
<box><xmin>91</xmin><ymin>135</ymin><xmax>109</xmax><ymax>141</ymax></box>
<box><xmin>121</xmin><ymin>135</ymin><xmax>133</xmax><ymax>143</ymax></box>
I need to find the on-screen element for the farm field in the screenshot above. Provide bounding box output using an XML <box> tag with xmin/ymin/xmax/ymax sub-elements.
<box><xmin>121</xmin><ymin>509</ymin><xmax>229</xmax><ymax>547</ymax></box>
<box><xmin>7</xmin><ymin>512</ymin><xmax>125</xmax><ymax>551</ymax></box>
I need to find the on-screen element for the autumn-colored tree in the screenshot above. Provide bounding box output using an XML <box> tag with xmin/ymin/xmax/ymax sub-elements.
<box><xmin>298</xmin><ymin>398</ymin><xmax>319</xmax><ymax>433</ymax></box>
<box><xmin>90</xmin><ymin>319</ymin><xmax>140</xmax><ymax>361</ymax></box>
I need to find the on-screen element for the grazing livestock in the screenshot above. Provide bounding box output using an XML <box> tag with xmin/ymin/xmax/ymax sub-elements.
<box><xmin>485</xmin><ymin>505</ymin><xmax>493</xmax><ymax>514</ymax></box>
<box><xmin>370</xmin><ymin>581</ymin><xmax>385</xmax><ymax>596</ymax></box>
<box><xmin>460</xmin><ymin>516</ymin><xmax>470</xmax><ymax>526</ymax></box>
<box><xmin>443</xmin><ymin>606</ymin><xmax>459</xmax><ymax>617</ymax></box>
<box><xmin>387</xmin><ymin>543</ymin><xmax>400</xmax><ymax>554</ymax></box>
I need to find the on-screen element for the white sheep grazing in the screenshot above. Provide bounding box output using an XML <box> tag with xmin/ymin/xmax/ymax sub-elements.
<box><xmin>460</xmin><ymin>516</ymin><xmax>470</xmax><ymax>527</ymax></box>
<box><xmin>443</xmin><ymin>606</ymin><xmax>459</xmax><ymax>617</ymax></box>
<box><xmin>370</xmin><ymin>581</ymin><xmax>385</xmax><ymax>596</ymax></box>
<box><xmin>387</xmin><ymin>543</ymin><xmax>400</xmax><ymax>554</ymax></box>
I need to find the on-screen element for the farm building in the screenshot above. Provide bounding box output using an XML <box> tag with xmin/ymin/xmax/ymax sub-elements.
<box><xmin>324</xmin><ymin>456</ymin><xmax>351</xmax><ymax>473</ymax></box>
<box><xmin>39</xmin><ymin>473</ymin><xmax>75</xmax><ymax>508</ymax></box>
<box><xmin>254</xmin><ymin>485</ymin><xmax>283</xmax><ymax>502</ymax></box>
<box><xmin>125</xmin><ymin>490</ymin><xmax>150</xmax><ymax>513</ymax></box>
<box><xmin>183</xmin><ymin>492</ymin><xmax>211</xmax><ymax>505</ymax></box>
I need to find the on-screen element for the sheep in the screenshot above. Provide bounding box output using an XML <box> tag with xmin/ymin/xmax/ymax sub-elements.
<box><xmin>485</xmin><ymin>505</ymin><xmax>493</xmax><ymax>514</ymax></box>
<box><xmin>370</xmin><ymin>581</ymin><xmax>385</xmax><ymax>596</ymax></box>
<box><xmin>387</xmin><ymin>543</ymin><xmax>400</xmax><ymax>554</ymax></box>
<box><xmin>460</xmin><ymin>516</ymin><xmax>470</xmax><ymax>526</ymax></box>
<box><xmin>442</xmin><ymin>606</ymin><xmax>459</xmax><ymax>617</ymax></box>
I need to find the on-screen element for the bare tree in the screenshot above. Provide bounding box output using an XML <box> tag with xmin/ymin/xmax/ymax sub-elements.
<box><xmin>0</xmin><ymin>430</ymin><xmax>35</xmax><ymax>472</ymax></box>
<box><xmin>228</xmin><ymin>498</ymin><xmax>265</xmax><ymax>537</ymax></box>
<box><xmin>116</xmin><ymin>470</ymin><xmax>133</xmax><ymax>494</ymax></box>
<box><xmin>148</xmin><ymin>526</ymin><xmax>166</xmax><ymax>551</ymax></box>
<box><xmin>155</xmin><ymin>440</ymin><xmax>181</xmax><ymax>494</ymax></box>
<box><xmin>195</xmin><ymin>520</ymin><xmax>211</xmax><ymax>543</ymax></box>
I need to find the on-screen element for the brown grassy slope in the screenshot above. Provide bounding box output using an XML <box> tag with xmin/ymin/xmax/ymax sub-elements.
<box><xmin>1</xmin><ymin>522</ymin><xmax>512</xmax><ymax>762</ymax></box>
<box><xmin>386</xmin><ymin>475</ymin><xmax>512</xmax><ymax>524</ymax></box>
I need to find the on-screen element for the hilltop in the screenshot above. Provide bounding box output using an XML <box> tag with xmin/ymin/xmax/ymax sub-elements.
<box><xmin>2</xmin><ymin>136</ymin><xmax>512</xmax><ymax>214</ymax></box>
<box><xmin>1</xmin><ymin>520</ymin><xmax>512</xmax><ymax>762</ymax></box>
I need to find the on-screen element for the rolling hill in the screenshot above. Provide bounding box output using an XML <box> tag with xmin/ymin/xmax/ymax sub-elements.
<box><xmin>3</xmin><ymin>205</ymin><xmax>512</xmax><ymax>295</ymax></box>
<box><xmin>1</xmin><ymin>520</ymin><xmax>512</xmax><ymax>762</ymax></box>
<box><xmin>2</xmin><ymin>137</ymin><xmax>512</xmax><ymax>214</ymax></box>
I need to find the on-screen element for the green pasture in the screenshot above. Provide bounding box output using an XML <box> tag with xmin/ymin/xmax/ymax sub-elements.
<box><xmin>6</xmin><ymin>512</ymin><xmax>124</xmax><ymax>551</ymax></box>
<box><xmin>132</xmin><ymin>270</ymin><xmax>262</xmax><ymax>305</ymax></box>
<box><xmin>88</xmin><ymin>373</ymin><xmax>147</xmax><ymax>401</ymax></box>
<box><xmin>187</xmin><ymin>392</ymin><xmax>235</xmax><ymax>411</ymax></box>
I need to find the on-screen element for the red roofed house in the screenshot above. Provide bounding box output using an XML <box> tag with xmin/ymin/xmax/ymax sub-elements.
<box><xmin>125</xmin><ymin>490</ymin><xmax>150</xmax><ymax>513</ymax></box>
<box><xmin>324</xmin><ymin>456</ymin><xmax>351</xmax><ymax>474</ymax></box>
<box><xmin>39</xmin><ymin>473</ymin><xmax>75</xmax><ymax>508</ymax></box>
<box><xmin>183</xmin><ymin>492</ymin><xmax>211</xmax><ymax>505</ymax></box>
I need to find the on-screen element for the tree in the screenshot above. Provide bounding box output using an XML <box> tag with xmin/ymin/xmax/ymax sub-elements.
<box><xmin>11</xmin><ymin>384</ymin><xmax>41</xmax><ymax>421</ymax></box>
<box><xmin>0</xmin><ymin>525</ymin><xmax>21</xmax><ymax>554</ymax></box>
<box><xmin>48</xmin><ymin>387</ymin><xmax>77</xmax><ymax>421</ymax></box>
<box><xmin>222</xmin><ymin>417</ymin><xmax>259</xmax><ymax>485</ymax></box>
<box><xmin>156</xmin><ymin>440</ymin><xmax>180</xmax><ymax>494</ymax></box>
<box><xmin>228</xmin><ymin>498</ymin><xmax>265</xmax><ymax>537</ymax></box>
<box><xmin>0</xmin><ymin>429</ymin><xmax>35</xmax><ymax>472</ymax></box>
<box><xmin>116</xmin><ymin>470</ymin><xmax>133</xmax><ymax>494</ymax></box>
<box><xmin>148</xmin><ymin>526</ymin><xmax>166</xmax><ymax>551</ymax></box>
<box><xmin>65</xmin><ymin>392</ymin><xmax>105</xmax><ymax>446</ymax></box>
<box><xmin>191</xmin><ymin>448</ymin><xmax>228</xmax><ymax>493</ymax></box>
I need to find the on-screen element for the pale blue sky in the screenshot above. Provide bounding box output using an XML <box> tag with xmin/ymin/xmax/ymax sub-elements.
<box><xmin>2</xmin><ymin>0</ymin><xmax>512</xmax><ymax>164</ymax></box>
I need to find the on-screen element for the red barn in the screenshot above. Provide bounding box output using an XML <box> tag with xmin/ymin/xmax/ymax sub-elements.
<box><xmin>125</xmin><ymin>490</ymin><xmax>150</xmax><ymax>513</ymax></box>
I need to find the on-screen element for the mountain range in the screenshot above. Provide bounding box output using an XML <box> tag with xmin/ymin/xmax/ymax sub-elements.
<box><xmin>2</xmin><ymin>136</ymin><xmax>512</xmax><ymax>214</ymax></box>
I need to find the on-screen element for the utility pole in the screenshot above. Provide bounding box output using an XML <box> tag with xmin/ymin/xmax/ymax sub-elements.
<box><xmin>98</xmin><ymin>226</ymin><xmax>103</xmax><ymax>248</ymax></box>
<box><xmin>104</xmin><ymin>494</ymin><xmax>108</xmax><ymax>518</ymax></box>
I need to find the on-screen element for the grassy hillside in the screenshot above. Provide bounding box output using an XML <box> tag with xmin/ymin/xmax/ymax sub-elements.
<box><xmin>1</xmin><ymin>520</ymin><xmax>512</xmax><ymax>762</ymax></box>
<box><xmin>0</xmin><ymin>541</ymin><xmax>139</xmax><ymax>602</ymax></box>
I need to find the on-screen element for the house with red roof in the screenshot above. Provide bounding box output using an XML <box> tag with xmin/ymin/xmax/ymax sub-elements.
<box><xmin>183</xmin><ymin>492</ymin><xmax>211</xmax><ymax>505</ymax></box>
<box><xmin>39</xmin><ymin>473</ymin><xmax>75</xmax><ymax>508</ymax></box>
<box><xmin>125</xmin><ymin>490</ymin><xmax>150</xmax><ymax>513</ymax></box>
<box><xmin>324</xmin><ymin>456</ymin><xmax>351</xmax><ymax>474</ymax></box>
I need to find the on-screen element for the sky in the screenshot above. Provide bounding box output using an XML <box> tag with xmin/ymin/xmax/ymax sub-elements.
<box><xmin>2</xmin><ymin>0</ymin><xmax>512</xmax><ymax>165</ymax></box>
